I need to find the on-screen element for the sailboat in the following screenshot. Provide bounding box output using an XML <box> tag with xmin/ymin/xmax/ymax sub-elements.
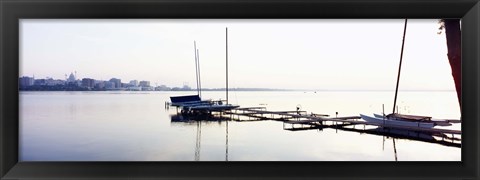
<box><xmin>360</xmin><ymin>19</ymin><xmax>448</xmax><ymax>129</ymax></box>
<box><xmin>169</xmin><ymin>30</ymin><xmax>239</xmax><ymax>114</ymax></box>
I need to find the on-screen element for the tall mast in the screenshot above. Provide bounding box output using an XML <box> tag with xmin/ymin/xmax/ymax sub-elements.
<box><xmin>225</xmin><ymin>27</ymin><xmax>229</xmax><ymax>161</ymax></box>
<box><xmin>194</xmin><ymin>41</ymin><xmax>200</xmax><ymax>96</ymax></box>
<box><xmin>197</xmin><ymin>49</ymin><xmax>202</xmax><ymax>98</ymax></box>
<box><xmin>226</xmin><ymin>27</ymin><xmax>229</xmax><ymax>104</ymax></box>
<box><xmin>392</xmin><ymin>19</ymin><xmax>407</xmax><ymax>114</ymax></box>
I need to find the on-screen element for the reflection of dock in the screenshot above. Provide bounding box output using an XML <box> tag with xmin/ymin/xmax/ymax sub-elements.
<box><xmin>284</xmin><ymin>123</ymin><xmax>460</xmax><ymax>148</ymax></box>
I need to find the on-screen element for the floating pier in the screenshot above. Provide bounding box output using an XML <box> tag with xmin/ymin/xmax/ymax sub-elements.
<box><xmin>225</xmin><ymin>107</ymin><xmax>460</xmax><ymax>133</ymax></box>
<box><xmin>167</xmin><ymin>102</ymin><xmax>461</xmax><ymax>147</ymax></box>
<box><xmin>216</xmin><ymin>107</ymin><xmax>461</xmax><ymax>146</ymax></box>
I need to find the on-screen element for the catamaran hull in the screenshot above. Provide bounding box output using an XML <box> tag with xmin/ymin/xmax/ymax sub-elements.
<box><xmin>360</xmin><ymin>114</ymin><xmax>435</xmax><ymax>128</ymax></box>
<box><xmin>373</xmin><ymin>113</ymin><xmax>453</xmax><ymax>127</ymax></box>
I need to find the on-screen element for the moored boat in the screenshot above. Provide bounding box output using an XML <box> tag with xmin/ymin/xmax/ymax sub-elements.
<box><xmin>170</xmin><ymin>95</ymin><xmax>239</xmax><ymax>114</ymax></box>
<box><xmin>360</xmin><ymin>114</ymin><xmax>435</xmax><ymax>128</ymax></box>
<box><xmin>373</xmin><ymin>113</ymin><xmax>453</xmax><ymax>126</ymax></box>
<box><xmin>373</xmin><ymin>113</ymin><xmax>431</xmax><ymax>121</ymax></box>
<box><xmin>168</xmin><ymin>38</ymin><xmax>239</xmax><ymax>115</ymax></box>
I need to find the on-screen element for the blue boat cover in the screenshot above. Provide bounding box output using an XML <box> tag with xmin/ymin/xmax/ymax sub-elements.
<box><xmin>170</xmin><ymin>95</ymin><xmax>201</xmax><ymax>103</ymax></box>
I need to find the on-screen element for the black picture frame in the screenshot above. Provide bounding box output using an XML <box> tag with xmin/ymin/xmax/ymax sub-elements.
<box><xmin>1</xmin><ymin>0</ymin><xmax>479</xmax><ymax>179</ymax></box>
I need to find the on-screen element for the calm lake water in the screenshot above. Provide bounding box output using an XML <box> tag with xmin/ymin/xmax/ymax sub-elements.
<box><xmin>19</xmin><ymin>91</ymin><xmax>461</xmax><ymax>161</ymax></box>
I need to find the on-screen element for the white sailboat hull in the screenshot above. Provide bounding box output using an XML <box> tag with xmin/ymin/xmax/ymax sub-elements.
<box><xmin>360</xmin><ymin>114</ymin><xmax>435</xmax><ymax>128</ymax></box>
<box><xmin>373</xmin><ymin>113</ymin><xmax>453</xmax><ymax>127</ymax></box>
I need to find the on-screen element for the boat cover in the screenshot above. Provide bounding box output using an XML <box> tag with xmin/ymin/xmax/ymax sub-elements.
<box><xmin>170</xmin><ymin>95</ymin><xmax>201</xmax><ymax>103</ymax></box>
<box><xmin>387</xmin><ymin>113</ymin><xmax>432</xmax><ymax>121</ymax></box>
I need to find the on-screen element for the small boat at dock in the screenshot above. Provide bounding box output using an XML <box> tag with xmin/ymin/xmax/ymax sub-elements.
<box><xmin>170</xmin><ymin>95</ymin><xmax>239</xmax><ymax>114</ymax></box>
<box><xmin>373</xmin><ymin>113</ymin><xmax>453</xmax><ymax>126</ymax></box>
<box><xmin>360</xmin><ymin>114</ymin><xmax>436</xmax><ymax>128</ymax></box>
<box><xmin>373</xmin><ymin>113</ymin><xmax>431</xmax><ymax>121</ymax></box>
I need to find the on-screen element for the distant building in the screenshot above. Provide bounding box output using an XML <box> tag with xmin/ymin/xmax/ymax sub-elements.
<box><xmin>129</xmin><ymin>80</ymin><xmax>138</xmax><ymax>87</ymax></box>
<box><xmin>67</xmin><ymin>72</ymin><xmax>76</xmax><ymax>82</ymax></box>
<box><xmin>155</xmin><ymin>85</ymin><xmax>171</xmax><ymax>91</ymax></box>
<box><xmin>171</xmin><ymin>85</ymin><xmax>191</xmax><ymax>91</ymax></box>
<box><xmin>34</xmin><ymin>79</ymin><xmax>46</xmax><ymax>86</ymax></box>
<box><xmin>127</xmin><ymin>86</ymin><xmax>142</xmax><ymax>91</ymax></box>
<box><xmin>19</xmin><ymin>76</ymin><xmax>34</xmax><ymax>87</ymax></box>
<box><xmin>141</xmin><ymin>86</ymin><xmax>154</xmax><ymax>91</ymax></box>
<box><xmin>81</xmin><ymin>78</ymin><xmax>95</xmax><ymax>88</ymax></box>
<box><xmin>105</xmin><ymin>81</ymin><xmax>115</xmax><ymax>89</ymax></box>
<box><xmin>139</xmin><ymin>81</ymin><xmax>150</xmax><ymax>87</ymax></box>
<box><xmin>109</xmin><ymin>78</ymin><xmax>121</xmax><ymax>88</ymax></box>
<box><xmin>45</xmin><ymin>78</ymin><xmax>65</xmax><ymax>86</ymax></box>
<box><xmin>182</xmin><ymin>85</ymin><xmax>192</xmax><ymax>90</ymax></box>
<box><xmin>94</xmin><ymin>80</ymin><xmax>105</xmax><ymax>89</ymax></box>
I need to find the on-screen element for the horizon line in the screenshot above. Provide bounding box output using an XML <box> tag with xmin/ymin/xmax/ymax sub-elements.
<box><xmin>185</xmin><ymin>88</ymin><xmax>457</xmax><ymax>92</ymax></box>
<box><xmin>19</xmin><ymin>76</ymin><xmax>456</xmax><ymax>92</ymax></box>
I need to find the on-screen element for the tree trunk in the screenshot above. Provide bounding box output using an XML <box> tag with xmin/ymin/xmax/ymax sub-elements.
<box><xmin>443</xmin><ymin>19</ymin><xmax>461</xmax><ymax>111</ymax></box>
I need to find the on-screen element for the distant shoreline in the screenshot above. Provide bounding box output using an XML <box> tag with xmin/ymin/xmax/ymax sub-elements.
<box><xmin>19</xmin><ymin>89</ymin><xmax>456</xmax><ymax>92</ymax></box>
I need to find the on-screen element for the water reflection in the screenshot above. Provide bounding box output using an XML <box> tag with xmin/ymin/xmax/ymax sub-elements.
<box><xmin>195</xmin><ymin>121</ymin><xmax>201</xmax><ymax>161</ymax></box>
<box><xmin>283</xmin><ymin>122</ymin><xmax>461</xmax><ymax>148</ymax></box>
<box><xmin>170</xmin><ymin>113</ymin><xmax>233</xmax><ymax>122</ymax></box>
<box><xmin>225</xmin><ymin>119</ymin><xmax>229</xmax><ymax>162</ymax></box>
<box><xmin>171</xmin><ymin>112</ymin><xmax>460</xmax><ymax>161</ymax></box>
<box><xmin>170</xmin><ymin>114</ymin><xmax>231</xmax><ymax>161</ymax></box>
<box><xmin>393</xmin><ymin>138</ymin><xmax>398</xmax><ymax>161</ymax></box>
<box><xmin>21</xmin><ymin>91</ymin><xmax>460</xmax><ymax>161</ymax></box>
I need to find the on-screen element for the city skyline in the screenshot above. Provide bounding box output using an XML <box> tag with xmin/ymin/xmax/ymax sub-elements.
<box><xmin>18</xmin><ymin>73</ymin><xmax>457</xmax><ymax>91</ymax></box>
<box><xmin>20</xmin><ymin>19</ymin><xmax>456</xmax><ymax>91</ymax></box>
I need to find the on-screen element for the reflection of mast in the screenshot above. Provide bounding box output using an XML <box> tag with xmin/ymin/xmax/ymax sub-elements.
<box><xmin>382</xmin><ymin>136</ymin><xmax>385</xmax><ymax>151</ymax></box>
<box><xmin>194</xmin><ymin>121</ymin><xmax>202</xmax><ymax>161</ymax></box>
<box><xmin>393</xmin><ymin>138</ymin><xmax>398</xmax><ymax>161</ymax></box>
<box><xmin>382</xmin><ymin>136</ymin><xmax>398</xmax><ymax>161</ymax></box>
<box><xmin>225</xmin><ymin>120</ymin><xmax>229</xmax><ymax>161</ymax></box>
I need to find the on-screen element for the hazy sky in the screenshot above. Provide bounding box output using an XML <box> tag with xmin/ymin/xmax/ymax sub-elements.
<box><xmin>20</xmin><ymin>19</ymin><xmax>455</xmax><ymax>90</ymax></box>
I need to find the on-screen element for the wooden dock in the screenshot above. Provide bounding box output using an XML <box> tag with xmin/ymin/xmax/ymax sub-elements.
<box><xmin>226</xmin><ymin>107</ymin><xmax>460</xmax><ymax>134</ymax></box>
<box><xmin>168</xmin><ymin>104</ymin><xmax>461</xmax><ymax>147</ymax></box>
<box><xmin>223</xmin><ymin>107</ymin><xmax>462</xmax><ymax>138</ymax></box>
